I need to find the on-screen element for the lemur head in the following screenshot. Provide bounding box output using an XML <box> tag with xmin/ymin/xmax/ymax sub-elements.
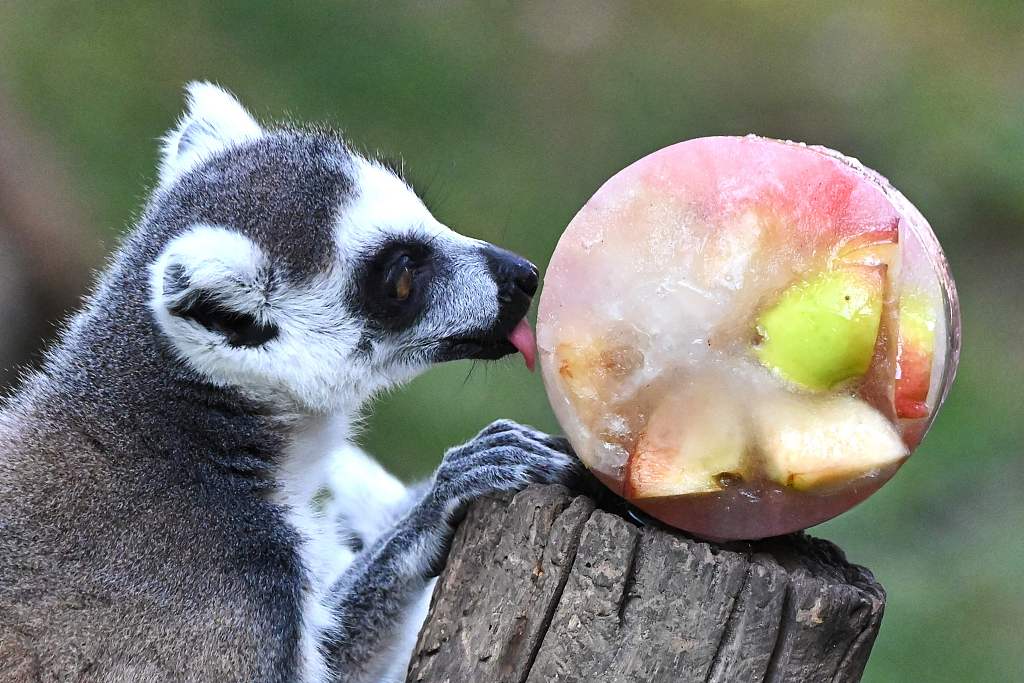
<box><xmin>146</xmin><ymin>82</ymin><xmax>538</xmax><ymax>415</ymax></box>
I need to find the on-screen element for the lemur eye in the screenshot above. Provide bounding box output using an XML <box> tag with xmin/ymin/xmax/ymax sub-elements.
<box><xmin>359</xmin><ymin>241</ymin><xmax>434</xmax><ymax>329</ymax></box>
<box><xmin>388</xmin><ymin>255</ymin><xmax>415</xmax><ymax>302</ymax></box>
<box><xmin>395</xmin><ymin>268</ymin><xmax>413</xmax><ymax>301</ymax></box>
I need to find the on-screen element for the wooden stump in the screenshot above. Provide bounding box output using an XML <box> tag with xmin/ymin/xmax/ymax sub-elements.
<box><xmin>407</xmin><ymin>484</ymin><xmax>885</xmax><ymax>683</ymax></box>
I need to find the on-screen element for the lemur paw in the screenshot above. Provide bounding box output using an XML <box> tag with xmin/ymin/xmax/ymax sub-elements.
<box><xmin>431</xmin><ymin>420</ymin><xmax>584</xmax><ymax>519</ymax></box>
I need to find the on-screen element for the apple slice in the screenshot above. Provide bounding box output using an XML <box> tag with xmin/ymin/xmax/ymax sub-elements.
<box><xmin>754</xmin><ymin>394</ymin><xmax>907</xmax><ymax>491</ymax></box>
<box><xmin>553</xmin><ymin>336</ymin><xmax>644</xmax><ymax>419</ymax></box>
<box><xmin>624</xmin><ymin>389</ymin><xmax>748</xmax><ymax>499</ymax></box>
<box><xmin>895</xmin><ymin>291</ymin><xmax>937</xmax><ymax>419</ymax></box>
<box><xmin>554</xmin><ymin>340</ymin><xmax>604</xmax><ymax>408</ymax></box>
<box><xmin>754</xmin><ymin>264</ymin><xmax>886</xmax><ymax>391</ymax></box>
<box><xmin>834</xmin><ymin>217</ymin><xmax>900</xmax><ymax>267</ymax></box>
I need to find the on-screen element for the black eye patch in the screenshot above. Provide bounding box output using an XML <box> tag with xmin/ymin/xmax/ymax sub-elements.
<box><xmin>353</xmin><ymin>236</ymin><xmax>438</xmax><ymax>333</ymax></box>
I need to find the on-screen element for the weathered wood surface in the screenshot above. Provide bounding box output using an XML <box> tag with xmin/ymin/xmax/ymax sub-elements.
<box><xmin>407</xmin><ymin>484</ymin><xmax>885</xmax><ymax>683</ymax></box>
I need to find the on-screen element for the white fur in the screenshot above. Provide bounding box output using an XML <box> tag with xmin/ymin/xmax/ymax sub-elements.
<box><xmin>151</xmin><ymin>224</ymin><xmax>268</xmax><ymax>309</ymax></box>
<box><xmin>149</xmin><ymin>224</ymin><xmax>367</xmax><ymax>414</ymax></box>
<box><xmin>274</xmin><ymin>416</ymin><xmax>432</xmax><ymax>683</ymax></box>
<box><xmin>247</xmin><ymin>269</ymin><xmax>364</xmax><ymax>411</ymax></box>
<box><xmin>274</xmin><ymin>417</ymin><xmax>356</xmax><ymax>683</ymax></box>
<box><xmin>385</xmin><ymin>581</ymin><xmax>434</xmax><ymax>682</ymax></box>
<box><xmin>158</xmin><ymin>81</ymin><xmax>263</xmax><ymax>189</ymax></box>
<box><xmin>320</xmin><ymin>436</ymin><xmax>438</xmax><ymax>683</ymax></box>
<box><xmin>337</xmin><ymin>159</ymin><xmax>445</xmax><ymax>248</ymax></box>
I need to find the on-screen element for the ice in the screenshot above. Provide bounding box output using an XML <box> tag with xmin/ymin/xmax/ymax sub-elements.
<box><xmin>538</xmin><ymin>136</ymin><xmax>960</xmax><ymax>540</ymax></box>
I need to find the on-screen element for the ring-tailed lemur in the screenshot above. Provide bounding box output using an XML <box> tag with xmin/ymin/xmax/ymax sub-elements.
<box><xmin>0</xmin><ymin>83</ymin><xmax>582</xmax><ymax>682</ymax></box>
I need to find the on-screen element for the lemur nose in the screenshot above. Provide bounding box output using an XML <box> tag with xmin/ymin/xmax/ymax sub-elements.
<box><xmin>482</xmin><ymin>245</ymin><xmax>540</xmax><ymax>298</ymax></box>
<box><xmin>514</xmin><ymin>262</ymin><xmax>539</xmax><ymax>296</ymax></box>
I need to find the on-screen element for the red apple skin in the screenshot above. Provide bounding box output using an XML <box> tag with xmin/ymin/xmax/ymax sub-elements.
<box><xmin>893</xmin><ymin>292</ymin><xmax>938</xmax><ymax>420</ymax></box>
<box><xmin>838</xmin><ymin>217</ymin><xmax>901</xmax><ymax>419</ymax></box>
<box><xmin>858</xmin><ymin>294</ymin><xmax>899</xmax><ymax>422</ymax></box>
<box><xmin>623</xmin><ymin>389</ymin><xmax>746</xmax><ymax>500</ymax></box>
<box><xmin>835</xmin><ymin>217</ymin><xmax>900</xmax><ymax>266</ymax></box>
<box><xmin>622</xmin><ymin>444</ymin><xmax>665</xmax><ymax>500</ymax></box>
<box><xmin>895</xmin><ymin>344</ymin><xmax>932</xmax><ymax>419</ymax></box>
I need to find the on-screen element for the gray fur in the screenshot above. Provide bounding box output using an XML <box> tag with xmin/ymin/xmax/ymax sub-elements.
<box><xmin>0</xmin><ymin>85</ymin><xmax>580</xmax><ymax>682</ymax></box>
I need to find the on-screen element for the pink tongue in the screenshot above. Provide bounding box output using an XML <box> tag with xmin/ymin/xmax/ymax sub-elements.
<box><xmin>508</xmin><ymin>318</ymin><xmax>537</xmax><ymax>372</ymax></box>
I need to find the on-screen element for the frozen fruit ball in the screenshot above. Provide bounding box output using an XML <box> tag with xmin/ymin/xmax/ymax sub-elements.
<box><xmin>537</xmin><ymin>135</ymin><xmax>960</xmax><ymax>540</ymax></box>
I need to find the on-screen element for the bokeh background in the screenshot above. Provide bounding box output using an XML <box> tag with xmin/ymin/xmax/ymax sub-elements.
<box><xmin>1</xmin><ymin>2</ymin><xmax>1021</xmax><ymax>679</ymax></box>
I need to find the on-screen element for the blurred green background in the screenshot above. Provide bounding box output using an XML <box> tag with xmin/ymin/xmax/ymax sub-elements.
<box><xmin>1</xmin><ymin>2</ymin><xmax>1021</xmax><ymax>680</ymax></box>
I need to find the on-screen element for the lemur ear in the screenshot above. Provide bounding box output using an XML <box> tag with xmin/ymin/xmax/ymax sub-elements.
<box><xmin>158</xmin><ymin>82</ymin><xmax>263</xmax><ymax>189</ymax></box>
<box><xmin>150</xmin><ymin>225</ymin><xmax>279</xmax><ymax>348</ymax></box>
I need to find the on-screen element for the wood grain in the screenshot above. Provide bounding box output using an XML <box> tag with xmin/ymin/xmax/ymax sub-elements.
<box><xmin>407</xmin><ymin>484</ymin><xmax>884</xmax><ymax>683</ymax></box>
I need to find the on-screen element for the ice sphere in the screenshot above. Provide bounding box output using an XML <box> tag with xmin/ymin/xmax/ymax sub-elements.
<box><xmin>538</xmin><ymin>136</ymin><xmax>960</xmax><ymax>540</ymax></box>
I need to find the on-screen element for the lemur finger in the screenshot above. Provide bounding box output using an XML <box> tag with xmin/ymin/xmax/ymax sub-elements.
<box><xmin>451</xmin><ymin>427</ymin><xmax>572</xmax><ymax>462</ymax></box>
<box><xmin>494</xmin><ymin>443</ymin><xmax>586</xmax><ymax>487</ymax></box>
<box><xmin>513</xmin><ymin>430</ymin><xmax>576</xmax><ymax>456</ymax></box>
<box><xmin>473</xmin><ymin>418</ymin><xmax>528</xmax><ymax>439</ymax></box>
<box><xmin>440</xmin><ymin>437</ymin><xmax>575</xmax><ymax>482</ymax></box>
<box><xmin>472</xmin><ymin>419</ymin><xmax>571</xmax><ymax>447</ymax></box>
<box><xmin>522</xmin><ymin>449</ymin><xmax>584</xmax><ymax>485</ymax></box>
<box><xmin>538</xmin><ymin>434</ymin><xmax>576</xmax><ymax>457</ymax></box>
<box><xmin>443</xmin><ymin>442</ymin><xmax>576</xmax><ymax>483</ymax></box>
<box><xmin>492</xmin><ymin>424</ymin><xmax>577</xmax><ymax>457</ymax></box>
<box><xmin>435</xmin><ymin>463</ymin><xmax>537</xmax><ymax>508</ymax></box>
<box><xmin>436</xmin><ymin>449</ymin><xmax>543</xmax><ymax>487</ymax></box>
<box><xmin>464</xmin><ymin>446</ymin><xmax>579</xmax><ymax>489</ymax></box>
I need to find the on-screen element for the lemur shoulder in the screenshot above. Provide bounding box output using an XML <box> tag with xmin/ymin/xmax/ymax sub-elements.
<box><xmin>0</xmin><ymin>83</ymin><xmax>580</xmax><ymax>683</ymax></box>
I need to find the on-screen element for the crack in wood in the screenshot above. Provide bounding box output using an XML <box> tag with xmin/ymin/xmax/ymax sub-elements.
<box><xmin>830</xmin><ymin>595</ymin><xmax>885</xmax><ymax>682</ymax></box>
<box><xmin>517</xmin><ymin>499</ymin><xmax>593</xmax><ymax>683</ymax></box>
<box><xmin>763</xmin><ymin>582</ymin><xmax>795</xmax><ymax>683</ymax></box>
<box><xmin>704</xmin><ymin>555</ymin><xmax>752</xmax><ymax>683</ymax></box>
<box><xmin>615</xmin><ymin>531</ymin><xmax>643</xmax><ymax>626</ymax></box>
